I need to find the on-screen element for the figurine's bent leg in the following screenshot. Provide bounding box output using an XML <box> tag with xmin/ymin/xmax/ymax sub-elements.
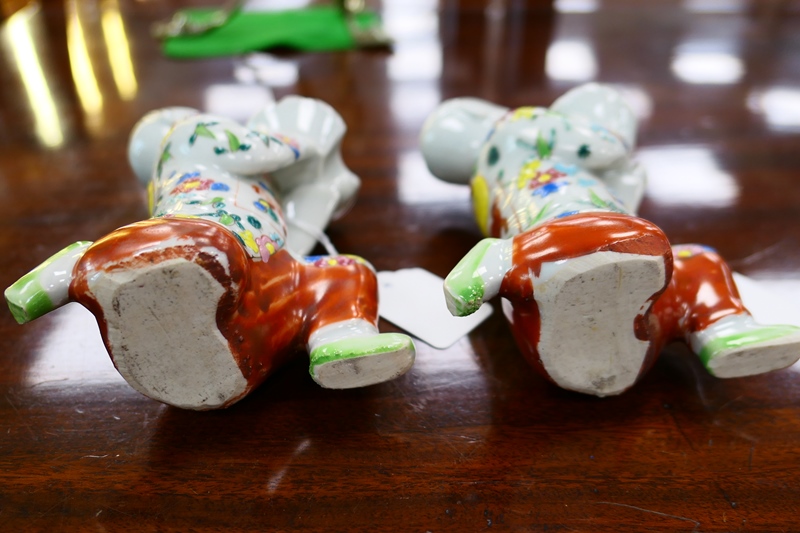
<box><xmin>71</xmin><ymin>218</ymin><xmax>252</xmax><ymax>410</ymax></box>
<box><xmin>302</xmin><ymin>256</ymin><xmax>415</xmax><ymax>389</ymax></box>
<box><xmin>444</xmin><ymin>238</ymin><xmax>513</xmax><ymax>316</ymax></box>
<box><xmin>5</xmin><ymin>241</ymin><xmax>92</xmax><ymax>324</ymax></box>
<box><xmin>661</xmin><ymin>245</ymin><xmax>800</xmax><ymax>378</ymax></box>
<box><xmin>691</xmin><ymin>315</ymin><xmax>800</xmax><ymax>378</ymax></box>
<box><xmin>500</xmin><ymin>213</ymin><xmax>672</xmax><ymax>396</ymax></box>
<box><xmin>308</xmin><ymin>319</ymin><xmax>414</xmax><ymax>389</ymax></box>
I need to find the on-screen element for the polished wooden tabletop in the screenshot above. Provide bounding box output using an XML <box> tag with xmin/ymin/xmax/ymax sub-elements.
<box><xmin>1</xmin><ymin>0</ymin><xmax>800</xmax><ymax>531</ymax></box>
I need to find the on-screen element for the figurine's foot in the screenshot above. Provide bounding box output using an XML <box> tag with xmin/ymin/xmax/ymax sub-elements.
<box><xmin>5</xmin><ymin>241</ymin><xmax>91</xmax><ymax>324</ymax></box>
<box><xmin>531</xmin><ymin>250</ymin><xmax>668</xmax><ymax>397</ymax></box>
<box><xmin>444</xmin><ymin>238</ymin><xmax>510</xmax><ymax>316</ymax></box>
<box><xmin>309</xmin><ymin>333</ymin><xmax>415</xmax><ymax>389</ymax></box>
<box><xmin>78</xmin><ymin>220</ymin><xmax>251</xmax><ymax>410</ymax></box>
<box><xmin>690</xmin><ymin>314</ymin><xmax>800</xmax><ymax>378</ymax></box>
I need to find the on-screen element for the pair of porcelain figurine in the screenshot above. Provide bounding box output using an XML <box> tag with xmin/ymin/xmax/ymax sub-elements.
<box><xmin>7</xmin><ymin>84</ymin><xmax>800</xmax><ymax>410</ymax></box>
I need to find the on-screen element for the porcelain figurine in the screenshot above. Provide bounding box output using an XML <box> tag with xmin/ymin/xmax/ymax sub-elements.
<box><xmin>421</xmin><ymin>83</ymin><xmax>800</xmax><ymax>397</ymax></box>
<box><xmin>6</xmin><ymin>96</ymin><xmax>415</xmax><ymax>410</ymax></box>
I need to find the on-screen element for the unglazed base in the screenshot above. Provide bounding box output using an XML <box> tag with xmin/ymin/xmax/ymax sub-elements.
<box><xmin>533</xmin><ymin>251</ymin><xmax>667</xmax><ymax>396</ymax></box>
<box><xmin>310</xmin><ymin>333</ymin><xmax>415</xmax><ymax>389</ymax></box>
<box><xmin>89</xmin><ymin>257</ymin><xmax>247</xmax><ymax>410</ymax></box>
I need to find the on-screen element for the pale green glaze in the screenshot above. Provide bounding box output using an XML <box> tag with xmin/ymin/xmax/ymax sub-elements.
<box><xmin>443</xmin><ymin>238</ymin><xmax>498</xmax><ymax>316</ymax></box>
<box><xmin>309</xmin><ymin>333</ymin><xmax>411</xmax><ymax>369</ymax></box>
<box><xmin>5</xmin><ymin>241</ymin><xmax>91</xmax><ymax>324</ymax></box>
<box><xmin>699</xmin><ymin>324</ymin><xmax>800</xmax><ymax>367</ymax></box>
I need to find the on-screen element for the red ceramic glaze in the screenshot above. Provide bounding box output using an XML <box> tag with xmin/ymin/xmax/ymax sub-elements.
<box><xmin>498</xmin><ymin>213</ymin><xmax>673</xmax><ymax>387</ymax></box>
<box><xmin>498</xmin><ymin>215</ymin><xmax>755</xmax><ymax>391</ymax></box>
<box><xmin>70</xmin><ymin>218</ymin><xmax>380</xmax><ymax>397</ymax></box>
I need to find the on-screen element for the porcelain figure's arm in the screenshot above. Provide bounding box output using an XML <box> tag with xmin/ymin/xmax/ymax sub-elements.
<box><xmin>129</xmin><ymin>108</ymin><xmax>300</xmax><ymax>185</ymax></box>
<box><xmin>420</xmin><ymin>98</ymin><xmax>509</xmax><ymax>185</ymax></box>
<box><xmin>128</xmin><ymin>107</ymin><xmax>201</xmax><ymax>185</ymax></box>
<box><xmin>550</xmin><ymin>83</ymin><xmax>645</xmax><ymax>213</ymax></box>
<box><xmin>599</xmin><ymin>159</ymin><xmax>647</xmax><ymax>214</ymax></box>
<box><xmin>247</xmin><ymin>96</ymin><xmax>361</xmax><ymax>255</ymax></box>
<box><xmin>247</xmin><ymin>96</ymin><xmax>359</xmax><ymax>203</ymax></box>
<box><xmin>190</xmin><ymin>120</ymin><xmax>300</xmax><ymax>176</ymax></box>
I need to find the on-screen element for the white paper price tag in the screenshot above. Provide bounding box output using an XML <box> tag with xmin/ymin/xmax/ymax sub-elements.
<box><xmin>733</xmin><ymin>273</ymin><xmax>800</xmax><ymax>327</ymax></box>
<box><xmin>377</xmin><ymin>268</ymin><xmax>493</xmax><ymax>349</ymax></box>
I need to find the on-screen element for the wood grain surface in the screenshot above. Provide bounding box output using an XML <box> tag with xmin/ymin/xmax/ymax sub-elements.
<box><xmin>1</xmin><ymin>1</ymin><xmax>799</xmax><ymax>531</ymax></box>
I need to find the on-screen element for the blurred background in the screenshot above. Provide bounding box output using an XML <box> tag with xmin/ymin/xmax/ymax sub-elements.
<box><xmin>2</xmin><ymin>0</ymin><xmax>799</xmax><ymax>262</ymax></box>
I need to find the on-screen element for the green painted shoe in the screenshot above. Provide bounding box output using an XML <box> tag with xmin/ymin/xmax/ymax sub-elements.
<box><xmin>5</xmin><ymin>241</ymin><xmax>91</xmax><ymax>324</ymax></box>
<box><xmin>692</xmin><ymin>315</ymin><xmax>800</xmax><ymax>378</ymax></box>
<box><xmin>309</xmin><ymin>333</ymin><xmax>415</xmax><ymax>389</ymax></box>
<box><xmin>444</xmin><ymin>238</ymin><xmax>510</xmax><ymax>316</ymax></box>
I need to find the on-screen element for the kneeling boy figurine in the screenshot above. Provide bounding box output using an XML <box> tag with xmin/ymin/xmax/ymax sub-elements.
<box><xmin>421</xmin><ymin>83</ymin><xmax>800</xmax><ymax>397</ymax></box>
<box><xmin>6</xmin><ymin>97</ymin><xmax>415</xmax><ymax>410</ymax></box>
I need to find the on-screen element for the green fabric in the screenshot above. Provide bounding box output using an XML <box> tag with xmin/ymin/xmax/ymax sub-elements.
<box><xmin>163</xmin><ymin>6</ymin><xmax>382</xmax><ymax>58</ymax></box>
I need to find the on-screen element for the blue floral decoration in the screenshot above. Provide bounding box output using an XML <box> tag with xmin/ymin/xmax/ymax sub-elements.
<box><xmin>532</xmin><ymin>181</ymin><xmax>567</xmax><ymax>198</ymax></box>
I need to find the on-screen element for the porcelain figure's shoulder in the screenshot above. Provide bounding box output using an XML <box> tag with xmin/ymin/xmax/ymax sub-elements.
<box><xmin>484</xmin><ymin>105</ymin><xmax>629</xmax><ymax>173</ymax></box>
<box><xmin>469</xmin><ymin>105</ymin><xmax>632</xmax><ymax>238</ymax></box>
